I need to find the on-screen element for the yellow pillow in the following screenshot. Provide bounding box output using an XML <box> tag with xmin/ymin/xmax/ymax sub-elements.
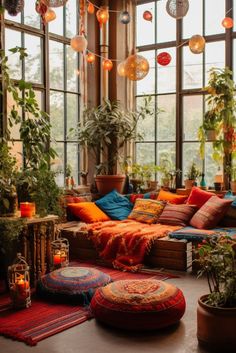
<box><xmin>157</xmin><ymin>189</ymin><xmax>188</xmax><ymax>204</ymax></box>
<box><xmin>67</xmin><ymin>202</ymin><xmax>110</xmax><ymax>223</ymax></box>
<box><xmin>128</xmin><ymin>199</ymin><xmax>165</xmax><ymax>224</ymax></box>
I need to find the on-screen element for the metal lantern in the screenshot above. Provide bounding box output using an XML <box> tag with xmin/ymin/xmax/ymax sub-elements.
<box><xmin>102</xmin><ymin>59</ymin><xmax>113</xmax><ymax>71</ymax></box>
<box><xmin>70</xmin><ymin>35</ymin><xmax>88</xmax><ymax>52</ymax></box>
<box><xmin>42</xmin><ymin>0</ymin><xmax>68</xmax><ymax>7</ymax></box>
<box><xmin>117</xmin><ymin>61</ymin><xmax>127</xmax><ymax>77</ymax></box>
<box><xmin>189</xmin><ymin>34</ymin><xmax>205</xmax><ymax>54</ymax></box>
<box><xmin>119</xmin><ymin>11</ymin><xmax>131</xmax><ymax>24</ymax></box>
<box><xmin>96</xmin><ymin>6</ymin><xmax>109</xmax><ymax>28</ymax></box>
<box><xmin>87</xmin><ymin>2</ymin><xmax>95</xmax><ymax>14</ymax></box>
<box><xmin>143</xmin><ymin>10</ymin><xmax>152</xmax><ymax>22</ymax></box>
<box><xmin>166</xmin><ymin>0</ymin><xmax>189</xmax><ymax>20</ymax></box>
<box><xmin>51</xmin><ymin>238</ymin><xmax>69</xmax><ymax>270</ymax></box>
<box><xmin>124</xmin><ymin>54</ymin><xmax>149</xmax><ymax>81</ymax></box>
<box><xmin>8</xmin><ymin>253</ymin><xmax>31</xmax><ymax>309</ymax></box>
<box><xmin>222</xmin><ymin>17</ymin><xmax>234</xmax><ymax>29</ymax></box>
<box><xmin>4</xmin><ymin>0</ymin><xmax>24</xmax><ymax>16</ymax></box>
<box><xmin>157</xmin><ymin>52</ymin><xmax>172</xmax><ymax>66</ymax></box>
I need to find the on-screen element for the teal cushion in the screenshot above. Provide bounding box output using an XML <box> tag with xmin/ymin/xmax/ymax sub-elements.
<box><xmin>95</xmin><ymin>190</ymin><xmax>133</xmax><ymax>220</ymax></box>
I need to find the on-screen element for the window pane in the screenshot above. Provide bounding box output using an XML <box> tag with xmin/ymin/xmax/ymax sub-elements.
<box><xmin>136</xmin><ymin>3</ymin><xmax>155</xmax><ymax>47</ymax></box>
<box><xmin>183</xmin><ymin>95</ymin><xmax>203</xmax><ymax>141</ymax></box>
<box><xmin>49</xmin><ymin>7</ymin><xmax>64</xmax><ymax>36</ymax></box>
<box><xmin>205</xmin><ymin>0</ymin><xmax>225</xmax><ymax>36</ymax></box>
<box><xmin>233</xmin><ymin>39</ymin><xmax>236</xmax><ymax>82</ymax></box>
<box><xmin>136</xmin><ymin>96</ymin><xmax>155</xmax><ymax>141</ymax></box>
<box><xmin>157</xmin><ymin>0</ymin><xmax>176</xmax><ymax>43</ymax></box>
<box><xmin>205</xmin><ymin>41</ymin><xmax>225</xmax><ymax>83</ymax></box>
<box><xmin>7</xmin><ymin>91</ymin><xmax>22</xmax><ymax>140</ymax></box>
<box><xmin>136</xmin><ymin>51</ymin><xmax>155</xmax><ymax>95</ymax></box>
<box><xmin>182</xmin><ymin>143</ymin><xmax>202</xmax><ymax>184</ymax></box>
<box><xmin>66</xmin><ymin>0</ymin><xmax>77</xmax><ymax>37</ymax></box>
<box><xmin>5</xmin><ymin>8</ymin><xmax>21</xmax><ymax>23</ymax></box>
<box><xmin>49</xmin><ymin>41</ymin><xmax>64</xmax><ymax>90</ymax></box>
<box><xmin>25</xmin><ymin>34</ymin><xmax>42</xmax><ymax>84</ymax></box>
<box><xmin>157</xmin><ymin>143</ymin><xmax>176</xmax><ymax>165</ymax></box>
<box><xmin>136</xmin><ymin>143</ymin><xmax>155</xmax><ymax>164</ymax></box>
<box><xmin>66</xmin><ymin>45</ymin><xmax>78</xmax><ymax>92</ymax></box>
<box><xmin>183</xmin><ymin>46</ymin><xmax>203</xmax><ymax>89</ymax></box>
<box><xmin>157</xmin><ymin>95</ymin><xmax>176</xmax><ymax>141</ymax></box>
<box><xmin>50</xmin><ymin>91</ymin><xmax>64</xmax><ymax>141</ymax></box>
<box><xmin>5</xmin><ymin>29</ymin><xmax>22</xmax><ymax>80</ymax></box>
<box><xmin>51</xmin><ymin>142</ymin><xmax>64</xmax><ymax>186</ymax></box>
<box><xmin>183</xmin><ymin>0</ymin><xmax>203</xmax><ymax>38</ymax></box>
<box><xmin>157</xmin><ymin>47</ymin><xmax>176</xmax><ymax>93</ymax></box>
<box><xmin>67</xmin><ymin>143</ymin><xmax>79</xmax><ymax>184</ymax></box>
<box><xmin>67</xmin><ymin>94</ymin><xmax>79</xmax><ymax>138</ymax></box>
<box><xmin>24</xmin><ymin>1</ymin><xmax>40</xmax><ymax>28</ymax></box>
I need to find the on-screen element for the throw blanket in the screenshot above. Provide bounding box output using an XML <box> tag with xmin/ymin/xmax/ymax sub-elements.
<box><xmin>83</xmin><ymin>220</ymin><xmax>181</xmax><ymax>272</ymax></box>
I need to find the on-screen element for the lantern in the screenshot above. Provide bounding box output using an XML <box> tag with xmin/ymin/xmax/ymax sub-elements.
<box><xmin>8</xmin><ymin>253</ymin><xmax>31</xmax><ymax>308</ymax></box>
<box><xmin>51</xmin><ymin>238</ymin><xmax>69</xmax><ymax>270</ymax></box>
<box><xmin>70</xmin><ymin>35</ymin><xmax>88</xmax><ymax>52</ymax></box>
<box><xmin>117</xmin><ymin>61</ymin><xmax>127</xmax><ymax>77</ymax></box>
<box><xmin>157</xmin><ymin>52</ymin><xmax>172</xmax><ymax>66</ymax></box>
<box><xmin>87</xmin><ymin>52</ymin><xmax>96</xmax><ymax>64</ymax></box>
<box><xmin>222</xmin><ymin>17</ymin><xmax>234</xmax><ymax>29</ymax></box>
<box><xmin>44</xmin><ymin>7</ymin><xmax>56</xmax><ymax>23</ymax></box>
<box><xmin>166</xmin><ymin>0</ymin><xmax>189</xmax><ymax>19</ymax></box>
<box><xmin>4</xmin><ymin>0</ymin><xmax>24</xmax><ymax>16</ymax></box>
<box><xmin>87</xmin><ymin>2</ymin><xmax>95</xmax><ymax>14</ymax></box>
<box><xmin>96</xmin><ymin>6</ymin><xmax>109</xmax><ymax>27</ymax></box>
<box><xmin>124</xmin><ymin>54</ymin><xmax>149</xmax><ymax>81</ymax></box>
<box><xmin>41</xmin><ymin>0</ymin><xmax>67</xmax><ymax>7</ymax></box>
<box><xmin>102</xmin><ymin>59</ymin><xmax>113</xmax><ymax>71</ymax></box>
<box><xmin>189</xmin><ymin>34</ymin><xmax>205</xmax><ymax>54</ymax></box>
<box><xmin>143</xmin><ymin>10</ymin><xmax>152</xmax><ymax>22</ymax></box>
<box><xmin>20</xmin><ymin>202</ymin><xmax>36</xmax><ymax>218</ymax></box>
<box><xmin>119</xmin><ymin>11</ymin><xmax>131</xmax><ymax>24</ymax></box>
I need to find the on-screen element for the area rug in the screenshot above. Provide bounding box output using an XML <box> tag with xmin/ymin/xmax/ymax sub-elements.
<box><xmin>0</xmin><ymin>262</ymin><xmax>178</xmax><ymax>346</ymax></box>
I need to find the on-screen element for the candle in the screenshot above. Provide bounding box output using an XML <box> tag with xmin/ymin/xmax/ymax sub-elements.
<box><xmin>17</xmin><ymin>278</ymin><xmax>29</xmax><ymax>294</ymax></box>
<box><xmin>20</xmin><ymin>202</ymin><xmax>35</xmax><ymax>218</ymax></box>
<box><xmin>53</xmin><ymin>252</ymin><xmax>61</xmax><ymax>265</ymax></box>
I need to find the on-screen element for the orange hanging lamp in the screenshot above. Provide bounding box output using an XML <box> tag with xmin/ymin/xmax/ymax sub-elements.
<box><xmin>87</xmin><ymin>2</ymin><xmax>95</xmax><ymax>14</ymax></box>
<box><xmin>44</xmin><ymin>7</ymin><xmax>56</xmax><ymax>23</ymax></box>
<box><xmin>143</xmin><ymin>10</ymin><xmax>152</xmax><ymax>22</ymax></box>
<box><xmin>189</xmin><ymin>35</ymin><xmax>205</xmax><ymax>54</ymax></box>
<box><xmin>222</xmin><ymin>17</ymin><xmax>234</xmax><ymax>29</ymax></box>
<box><xmin>87</xmin><ymin>52</ymin><xmax>96</xmax><ymax>64</ymax></box>
<box><xmin>102</xmin><ymin>59</ymin><xmax>113</xmax><ymax>71</ymax></box>
<box><xmin>96</xmin><ymin>6</ymin><xmax>109</xmax><ymax>28</ymax></box>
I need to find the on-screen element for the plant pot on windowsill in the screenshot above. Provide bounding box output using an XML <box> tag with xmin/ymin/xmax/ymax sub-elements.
<box><xmin>230</xmin><ymin>180</ymin><xmax>236</xmax><ymax>193</ymax></box>
<box><xmin>184</xmin><ymin>179</ymin><xmax>195</xmax><ymax>190</ymax></box>
<box><xmin>95</xmin><ymin>175</ymin><xmax>126</xmax><ymax>195</ymax></box>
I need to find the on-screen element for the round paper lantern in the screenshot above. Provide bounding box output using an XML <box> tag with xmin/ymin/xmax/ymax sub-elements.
<box><xmin>166</xmin><ymin>0</ymin><xmax>189</xmax><ymax>19</ymax></box>
<box><xmin>4</xmin><ymin>0</ymin><xmax>24</xmax><ymax>16</ymax></box>
<box><xmin>117</xmin><ymin>61</ymin><xmax>126</xmax><ymax>77</ymax></box>
<box><xmin>124</xmin><ymin>54</ymin><xmax>149</xmax><ymax>81</ymax></box>
<box><xmin>70</xmin><ymin>35</ymin><xmax>88</xmax><ymax>52</ymax></box>
<box><xmin>42</xmin><ymin>0</ymin><xmax>67</xmax><ymax>7</ymax></box>
<box><xmin>189</xmin><ymin>34</ymin><xmax>205</xmax><ymax>54</ymax></box>
<box><xmin>44</xmin><ymin>8</ymin><xmax>56</xmax><ymax>23</ymax></box>
<box><xmin>222</xmin><ymin>17</ymin><xmax>234</xmax><ymax>29</ymax></box>
<box><xmin>157</xmin><ymin>52</ymin><xmax>172</xmax><ymax>66</ymax></box>
<box><xmin>87</xmin><ymin>52</ymin><xmax>95</xmax><ymax>64</ymax></box>
<box><xmin>119</xmin><ymin>11</ymin><xmax>130</xmax><ymax>24</ymax></box>
<box><xmin>87</xmin><ymin>2</ymin><xmax>95</xmax><ymax>14</ymax></box>
<box><xmin>96</xmin><ymin>6</ymin><xmax>109</xmax><ymax>27</ymax></box>
<box><xmin>102</xmin><ymin>59</ymin><xmax>113</xmax><ymax>71</ymax></box>
<box><xmin>143</xmin><ymin>10</ymin><xmax>152</xmax><ymax>22</ymax></box>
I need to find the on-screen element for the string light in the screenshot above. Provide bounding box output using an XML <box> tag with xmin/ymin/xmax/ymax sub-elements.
<box><xmin>102</xmin><ymin>59</ymin><xmax>113</xmax><ymax>71</ymax></box>
<box><xmin>87</xmin><ymin>2</ymin><xmax>95</xmax><ymax>14</ymax></box>
<box><xmin>44</xmin><ymin>7</ymin><xmax>56</xmax><ymax>23</ymax></box>
<box><xmin>86</xmin><ymin>52</ymin><xmax>95</xmax><ymax>63</ymax></box>
<box><xmin>119</xmin><ymin>11</ymin><xmax>131</xmax><ymax>24</ymax></box>
<box><xmin>70</xmin><ymin>35</ymin><xmax>88</xmax><ymax>52</ymax></box>
<box><xmin>96</xmin><ymin>6</ymin><xmax>109</xmax><ymax>27</ymax></box>
<box><xmin>222</xmin><ymin>17</ymin><xmax>234</xmax><ymax>29</ymax></box>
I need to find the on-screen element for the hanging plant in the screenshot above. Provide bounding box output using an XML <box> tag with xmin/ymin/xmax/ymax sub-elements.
<box><xmin>4</xmin><ymin>0</ymin><xmax>24</xmax><ymax>16</ymax></box>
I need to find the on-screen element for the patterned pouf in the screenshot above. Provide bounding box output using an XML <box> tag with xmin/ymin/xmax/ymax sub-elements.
<box><xmin>91</xmin><ymin>279</ymin><xmax>186</xmax><ymax>330</ymax></box>
<box><xmin>37</xmin><ymin>267</ymin><xmax>111</xmax><ymax>305</ymax></box>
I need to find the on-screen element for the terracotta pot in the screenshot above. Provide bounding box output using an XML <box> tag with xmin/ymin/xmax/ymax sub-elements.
<box><xmin>230</xmin><ymin>181</ymin><xmax>236</xmax><ymax>194</ymax></box>
<box><xmin>197</xmin><ymin>295</ymin><xmax>236</xmax><ymax>352</ymax></box>
<box><xmin>184</xmin><ymin>179</ymin><xmax>194</xmax><ymax>190</ymax></box>
<box><xmin>205</xmin><ymin>129</ymin><xmax>217</xmax><ymax>141</ymax></box>
<box><xmin>95</xmin><ymin>175</ymin><xmax>126</xmax><ymax>195</ymax></box>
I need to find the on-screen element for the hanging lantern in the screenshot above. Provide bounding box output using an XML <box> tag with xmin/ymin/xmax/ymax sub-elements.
<box><xmin>87</xmin><ymin>52</ymin><xmax>96</xmax><ymax>64</ymax></box>
<box><xmin>70</xmin><ymin>35</ymin><xmax>88</xmax><ymax>52</ymax></box>
<box><xmin>117</xmin><ymin>61</ymin><xmax>127</xmax><ymax>77</ymax></box>
<box><xmin>4</xmin><ymin>0</ymin><xmax>24</xmax><ymax>16</ymax></box>
<box><xmin>8</xmin><ymin>253</ymin><xmax>31</xmax><ymax>309</ymax></box>
<box><xmin>51</xmin><ymin>238</ymin><xmax>69</xmax><ymax>270</ymax></box>
<box><xmin>102</xmin><ymin>59</ymin><xmax>113</xmax><ymax>71</ymax></box>
<box><xmin>87</xmin><ymin>2</ymin><xmax>95</xmax><ymax>14</ymax></box>
<box><xmin>166</xmin><ymin>0</ymin><xmax>189</xmax><ymax>19</ymax></box>
<box><xmin>143</xmin><ymin>10</ymin><xmax>152</xmax><ymax>22</ymax></box>
<box><xmin>44</xmin><ymin>7</ymin><xmax>56</xmax><ymax>23</ymax></box>
<box><xmin>41</xmin><ymin>0</ymin><xmax>67</xmax><ymax>7</ymax></box>
<box><xmin>157</xmin><ymin>52</ymin><xmax>172</xmax><ymax>66</ymax></box>
<box><xmin>119</xmin><ymin>10</ymin><xmax>131</xmax><ymax>24</ymax></box>
<box><xmin>222</xmin><ymin>17</ymin><xmax>234</xmax><ymax>29</ymax></box>
<box><xmin>189</xmin><ymin>34</ymin><xmax>205</xmax><ymax>54</ymax></box>
<box><xmin>96</xmin><ymin>6</ymin><xmax>109</xmax><ymax>28</ymax></box>
<box><xmin>124</xmin><ymin>54</ymin><xmax>149</xmax><ymax>81</ymax></box>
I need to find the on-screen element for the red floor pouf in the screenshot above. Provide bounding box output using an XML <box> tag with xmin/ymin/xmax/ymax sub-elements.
<box><xmin>91</xmin><ymin>279</ymin><xmax>186</xmax><ymax>330</ymax></box>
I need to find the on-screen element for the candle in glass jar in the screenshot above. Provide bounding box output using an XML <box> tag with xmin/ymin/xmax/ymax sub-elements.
<box><xmin>20</xmin><ymin>202</ymin><xmax>35</xmax><ymax>218</ymax></box>
<box><xmin>53</xmin><ymin>252</ymin><xmax>61</xmax><ymax>265</ymax></box>
<box><xmin>17</xmin><ymin>278</ymin><xmax>29</xmax><ymax>293</ymax></box>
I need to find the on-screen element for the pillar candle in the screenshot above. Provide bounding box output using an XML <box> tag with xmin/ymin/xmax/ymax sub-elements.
<box><xmin>20</xmin><ymin>202</ymin><xmax>35</xmax><ymax>218</ymax></box>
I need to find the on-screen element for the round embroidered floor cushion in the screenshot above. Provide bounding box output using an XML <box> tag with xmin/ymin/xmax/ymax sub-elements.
<box><xmin>37</xmin><ymin>266</ymin><xmax>111</xmax><ymax>304</ymax></box>
<box><xmin>91</xmin><ymin>279</ymin><xmax>186</xmax><ymax>330</ymax></box>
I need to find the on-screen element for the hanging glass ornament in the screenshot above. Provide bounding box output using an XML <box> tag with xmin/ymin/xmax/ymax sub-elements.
<box><xmin>102</xmin><ymin>59</ymin><xmax>113</xmax><ymax>71</ymax></box>
<box><xmin>96</xmin><ymin>6</ymin><xmax>109</xmax><ymax>28</ymax></box>
<box><xmin>4</xmin><ymin>0</ymin><xmax>24</xmax><ymax>16</ymax></box>
<box><xmin>117</xmin><ymin>61</ymin><xmax>127</xmax><ymax>77</ymax></box>
<box><xmin>87</xmin><ymin>52</ymin><xmax>95</xmax><ymax>64</ymax></box>
<box><xmin>70</xmin><ymin>35</ymin><xmax>88</xmax><ymax>52</ymax></box>
<box><xmin>166</xmin><ymin>0</ymin><xmax>189</xmax><ymax>20</ymax></box>
<box><xmin>143</xmin><ymin>10</ymin><xmax>152</xmax><ymax>22</ymax></box>
<box><xmin>189</xmin><ymin>34</ymin><xmax>205</xmax><ymax>54</ymax></box>
<box><xmin>124</xmin><ymin>54</ymin><xmax>149</xmax><ymax>81</ymax></box>
<box><xmin>87</xmin><ymin>2</ymin><xmax>95</xmax><ymax>14</ymax></box>
<box><xmin>44</xmin><ymin>7</ymin><xmax>56</xmax><ymax>23</ymax></box>
<box><xmin>157</xmin><ymin>52</ymin><xmax>172</xmax><ymax>66</ymax></box>
<box><xmin>41</xmin><ymin>0</ymin><xmax>67</xmax><ymax>7</ymax></box>
<box><xmin>119</xmin><ymin>11</ymin><xmax>130</xmax><ymax>24</ymax></box>
<box><xmin>222</xmin><ymin>17</ymin><xmax>234</xmax><ymax>29</ymax></box>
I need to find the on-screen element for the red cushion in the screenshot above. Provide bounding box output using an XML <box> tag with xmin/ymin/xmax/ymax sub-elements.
<box><xmin>186</xmin><ymin>187</ymin><xmax>216</xmax><ymax>208</ymax></box>
<box><xmin>158</xmin><ymin>204</ymin><xmax>196</xmax><ymax>226</ymax></box>
<box><xmin>91</xmin><ymin>279</ymin><xmax>186</xmax><ymax>330</ymax></box>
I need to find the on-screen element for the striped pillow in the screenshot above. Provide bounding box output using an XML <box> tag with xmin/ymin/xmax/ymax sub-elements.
<box><xmin>190</xmin><ymin>196</ymin><xmax>232</xmax><ymax>229</ymax></box>
<box><xmin>128</xmin><ymin>199</ymin><xmax>165</xmax><ymax>224</ymax></box>
<box><xmin>158</xmin><ymin>204</ymin><xmax>196</xmax><ymax>226</ymax></box>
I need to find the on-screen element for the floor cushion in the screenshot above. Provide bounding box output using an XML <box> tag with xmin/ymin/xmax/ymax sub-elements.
<box><xmin>91</xmin><ymin>279</ymin><xmax>186</xmax><ymax>330</ymax></box>
<box><xmin>37</xmin><ymin>266</ymin><xmax>111</xmax><ymax>304</ymax></box>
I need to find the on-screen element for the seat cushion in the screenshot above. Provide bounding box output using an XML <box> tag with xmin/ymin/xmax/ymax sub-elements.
<box><xmin>37</xmin><ymin>266</ymin><xmax>111</xmax><ymax>304</ymax></box>
<box><xmin>91</xmin><ymin>279</ymin><xmax>186</xmax><ymax>330</ymax></box>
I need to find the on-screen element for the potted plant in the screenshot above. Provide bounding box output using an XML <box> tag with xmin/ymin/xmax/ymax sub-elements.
<box><xmin>129</xmin><ymin>163</ymin><xmax>159</xmax><ymax>193</ymax></box>
<box><xmin>77</xmin><ymin>97</ymin><xmax>153</xmax><ymax>194</ymax></box>
<box><xmin>184</xmin><ymin>162</ymin><xmax>201</xmax><ymax>190</ymax></box>
<box><xmin>158</xmin><ymin>157</ymin><xmax>181</xmax><ymax>190</ymax></box>
<box><xmin>198</xmin><ymin>110</ymin><xmax>220</xmax><ymax>142</ymax></box>
<box><xmin>195</xmin><ymin>235</ymin><xmax>236</xmax><ymax>351</ymax></box>
<box><xmin>225</xmin><ymin>164</ymin><xmax>236</xmax><ymax>193</ymax></box>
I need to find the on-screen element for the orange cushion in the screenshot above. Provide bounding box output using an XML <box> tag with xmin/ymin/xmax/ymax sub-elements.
<box><xmin>157</xmin><ymin>189</ymin><xmax>188</xmax><ymax>204</ymax></box>
<box><xmin>186</xmin><ymin>187</ymin><xmax>216</xmax><ymax>209</ymax></box>
<box><xmin>67</xmin><ymin>202</ymin><xmax>110</xmax><ymax>223</ymax></box>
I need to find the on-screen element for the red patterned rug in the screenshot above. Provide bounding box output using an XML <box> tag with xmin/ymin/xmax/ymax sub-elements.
<box><xmin>0</xmin><ymin>262</ymin><xmax>177</xmax><ymax>346</ymax></box>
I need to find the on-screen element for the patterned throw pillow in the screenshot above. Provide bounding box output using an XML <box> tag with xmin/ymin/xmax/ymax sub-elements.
<box><xmin>158</xmin><ymin>204</ymin><xmax>196</xmax><ymax>226</ymax></box>
<box><xmin>67</xmin><ymin>202</ymin><xmax>110</xmax><ymax>223</ymax></box>
<box><xmin>128</xmin><ymin>199</ymin><xmax>165</xmax><ymax>224</ymax></box>
<box><xmin>190</xmin><ymin>196</ymin><xmax>232</xmax><ymax>229</ymax></box>
<box><xmin>157</xmin><ymin>189</ymin><xmax>188</xmax><ymax>204</ymax></box>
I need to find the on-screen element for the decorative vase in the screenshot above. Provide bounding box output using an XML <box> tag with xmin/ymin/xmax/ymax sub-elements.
<box><xmin>197</xmin><ymin>295</ymin><xmax>236</xmax><ymax>352</ymax></box>
<box><xmin>230</xmin><ymin>181</ymin><xmax>236</xmax><ymax>194</ymax></box>
<box><xmin>95</xmin><ymin>175</ymin><xmax>126</xmax><ymax>195</ymax></box>
<box><xmin>184</xmin><ymin>179</ymin><xmax>194</xmax><ymax>190</ymax></box>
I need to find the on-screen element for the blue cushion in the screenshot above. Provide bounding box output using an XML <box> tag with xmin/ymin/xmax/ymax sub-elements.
<box><xmin>224</xmin><ymin>191</ymin><xmax>236</xmax><ymax>208</ymax></box>
<box><xmin>169</xmin><ymin>226</ymin><xmax>236</xmax><ymax>241</ymax></box>
<box><xmin>95</xmin><ymin>190</ymin><xmax>133</xmax><ymax>220</ymax></box>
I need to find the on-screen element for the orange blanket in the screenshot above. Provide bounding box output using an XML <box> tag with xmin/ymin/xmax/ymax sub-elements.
<box><xmin>85</xmin><ymin>220</ymin><xmax>181</xmax><ymax>272</ymax></box>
